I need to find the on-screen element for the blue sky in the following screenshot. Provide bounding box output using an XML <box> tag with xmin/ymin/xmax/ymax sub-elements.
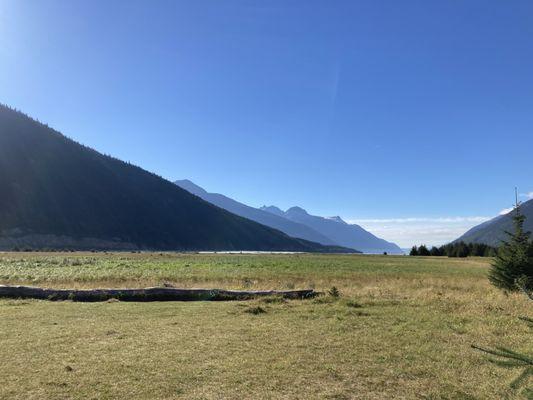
<box><xmin>1</xmin><ymin>1</ymin><xmax>532</xmax><ymax>247</ymax></box>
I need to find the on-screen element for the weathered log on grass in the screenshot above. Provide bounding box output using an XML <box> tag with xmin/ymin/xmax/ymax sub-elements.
<box><xmin>0</xmin><ymin>285</ymin><xmax>318</xmax><ymax>302</ymax></box>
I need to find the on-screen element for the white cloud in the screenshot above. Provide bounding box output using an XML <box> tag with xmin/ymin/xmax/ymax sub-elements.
<box><xmin>347</xmin><ymin>216</ymin><xmax>493</xmax><ymax>249</ymax></box>
<box><xmin>344</xmin><ymin>192</ymin><xmax>531</xmax><ymax>249</ymax></box>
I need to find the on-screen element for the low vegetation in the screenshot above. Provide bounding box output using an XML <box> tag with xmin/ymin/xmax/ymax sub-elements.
<box><xmin>0</xmin><ymin>252</ymin><xmax>531</xmax><ymax>399</ymax></box>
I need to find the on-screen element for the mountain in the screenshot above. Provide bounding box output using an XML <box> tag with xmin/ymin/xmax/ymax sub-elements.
<box><xmin>260</xmin><ymin>206</ymin><xmax>286</xmax><ymax>218</ymax></box>
<box><xmin>261</xmin><ymin>206</ymin><xmax>404</xmax><ymax>254</ymax></box>
<box><xmin>174</xmin><ymin>180</ymin><xmax>341</xmax><ymax>247</ymax></box>
<box><xmin>0</xmin><ymin>104</ymin><xmax>354</xmax><ymax>252</ymax></box>
<box><xmin>455</xmin><ymin>200</ymin><xmax>533</xmax><ymax>246</ymax></box>
<box><xmin>175</xmin><ymin>179</ymin><xmax>400</xmax><ymax>254</ymax></box>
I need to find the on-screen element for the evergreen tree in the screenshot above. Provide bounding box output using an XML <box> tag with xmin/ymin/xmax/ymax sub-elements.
<box><xmin>430</xmin><ymin>246</ymin><xmax>442</xmax><ymax>256</ymax></box>
<box><xmin>471</xmin><ymin>243</ymin><xmax>482</xmax><ymax>256</ymax></box>
<box><xmin>418</xmin><ymin>245</ymin><xmax>430</xmax><ymax>256</ymax></box>
<box><xmin>454</xmin><ymin>242</ymin><xmax>469</xmax><ymax>258</ymax></box>
<box><xmin>409</xmin><ymin>246</ymin><xmax>419</xmax><ymax>256</ymax></box>
<box><xmin>486</xmin><ymin>247</ymin><xmax>497</xmax><ymax>257</ymax></box>
<box><xmin>489</xmin><ymin>201</ymin><xmax>533</xmax><ymax>291</ymax></box>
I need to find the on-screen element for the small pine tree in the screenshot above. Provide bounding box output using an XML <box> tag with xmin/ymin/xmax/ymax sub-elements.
<box><xmin>489</xmin><ymin>200</ymin><xmax>533</xmax><ymax>292</ymax></box>
<box><xmin>409</xmin><ymin>246</ymin><xmax>419</xmax><ymax>256</ymax></box>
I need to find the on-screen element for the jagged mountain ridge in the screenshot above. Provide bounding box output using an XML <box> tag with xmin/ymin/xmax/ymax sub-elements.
<box><xmin>262</xmin><ymin>206</ymin><xmax>403</xmax><ymax>254</ymax></box>
<box><xmin>174</xmin><ymin>179</ymin><xmax>401</xmax><ymax>254</ymax></box>
<box><xmin>174</xmin><ymin>180</ymin><xmax>342</xmax><ymax>248</ymax></box>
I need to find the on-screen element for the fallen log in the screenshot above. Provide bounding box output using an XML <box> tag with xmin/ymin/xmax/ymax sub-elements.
<box><xmin>0</xmin><ymin>285</ymin><xmax>318</xmax><ymax>302</ymax></box>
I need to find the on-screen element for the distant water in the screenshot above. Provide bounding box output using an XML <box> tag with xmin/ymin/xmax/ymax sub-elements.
<box><xmin>198</xmin><ymin>250</ymin><xmax>408</xmax><ymax>255</ymax></box>
<box><xmin>199</xmin><ymin>251</ymin><xmax>304</xmax><ymax>254</ymax></box>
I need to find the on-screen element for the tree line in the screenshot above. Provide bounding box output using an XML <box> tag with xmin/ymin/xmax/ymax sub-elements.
<box><xmin>409</xmin><ymin>241</ymin><xmax>497</xmax><ymax>257</ymax></box>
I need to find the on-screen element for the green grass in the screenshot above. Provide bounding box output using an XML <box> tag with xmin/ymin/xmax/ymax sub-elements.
<box><xmin>0</xmin><ymin>252</ymin><xmax>490</xmax><ymax>289</ymax></box>
<box><xmin>0</xmin><ymin>252</ymin><xmax>531</xmax><ymax>399</ymax></box>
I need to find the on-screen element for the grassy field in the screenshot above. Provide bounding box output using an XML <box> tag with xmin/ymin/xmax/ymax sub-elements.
<box><xmin>0</xmin><ymin>252</ymin><xmax>530</xmax><ymax>399</ymax></box>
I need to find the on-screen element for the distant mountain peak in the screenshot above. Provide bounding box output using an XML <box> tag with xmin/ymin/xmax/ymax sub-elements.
<box><xmin>279</xmin><ymin>205</ymin><xmax>403</xmax><ymax>254</ymax></box>
<box><xmin>174</xmin><ymin>179</ymin><xmax>208</xmax><ymax>196</ymax></box>
<box><xmin>260</xmin><ymin>205</ymin><xmax>285</xmax><ymax>217</ymax></box>
<box><xmin>327</xmin><ymin>216</ymin><xmax>347</xmax><ymax>225</ymax></box>
<box><xmin>286</xmin><ymin>206</ymin><xmax>309</xmax><ymax>216</ymax></box>
<box><xmin>177</xmin><ymin>179</ymin><xmax>196</xmax><ymax>186</ymax></box>
<box><xmin>173</xmin><ymin>180</ymin><xmax>401</xmax><ymax>254</ymax></box>
<box><xmin>174</xmin><ymin>185</ymin><xmax>349</xmax><ymax>249</ymax></box>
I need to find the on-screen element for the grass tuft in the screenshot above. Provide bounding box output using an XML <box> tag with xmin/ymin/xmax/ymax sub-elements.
<box><xmin>345</xmin><ymin>300</ymin><xmax>363</xmax><ymax>308</ymax></box>
<box><xmin>328</xmin><ymin>286</ymin><xmax>341</xmax><ymax>298</ymax></box>
<box><xmin>244</xmin><ymin>306</ymin><xmax>267</xmax><ymax>315</ymax></box>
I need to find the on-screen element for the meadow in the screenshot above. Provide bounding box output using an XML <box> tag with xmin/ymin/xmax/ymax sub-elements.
<box><xmin>0</xmin><ymin>252</ymin><xmax>530</xmax><ymax>399</ymax></box>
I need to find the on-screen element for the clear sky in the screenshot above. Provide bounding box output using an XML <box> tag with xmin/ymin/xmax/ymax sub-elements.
<box><xmin>1</xmin><ymin>1</ymin><xmax>532</xmax><ymax>247</ymax></box>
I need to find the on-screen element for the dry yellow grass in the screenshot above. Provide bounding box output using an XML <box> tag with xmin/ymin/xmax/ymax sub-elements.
<box><xmin>0</xmin><ymin>252</ymin><xmax>530</xmax><ymax>399</ymax></box>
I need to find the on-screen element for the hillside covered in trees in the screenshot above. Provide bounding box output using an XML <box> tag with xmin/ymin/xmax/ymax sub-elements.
<box><xmin>455</xmin><ymin>200</ymin><xmax>533</xmax><ymax>246</ymax></box>
<box><xmin>0</xmin><ymin>104</ymin><xmax>353</xmax><ymax>252</ymax></box>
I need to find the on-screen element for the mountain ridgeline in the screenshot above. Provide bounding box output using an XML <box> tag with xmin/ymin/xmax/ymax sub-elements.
<box><xmin>0</xmin><ymin>104</ymin><xmax>354</xmax><ymax>252</ymax></box>
<box><xmin>175</xmin><ymin>180</ymin><xmax>402</xmax><ymax>254</ymax></box>
<box><xmin>174</xmin><ymin>180</ymin><xmax>337</xmax><ymax>246</ymax></box>
<box><xmin>455</xmin><ymin>199</ymin><xmax>533</xmax><ymax>246</ymax></box>
<box><xmin>261</xmin><ymin>206</ymin><xmax>403</xmax><ymax>254</ymax></box>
